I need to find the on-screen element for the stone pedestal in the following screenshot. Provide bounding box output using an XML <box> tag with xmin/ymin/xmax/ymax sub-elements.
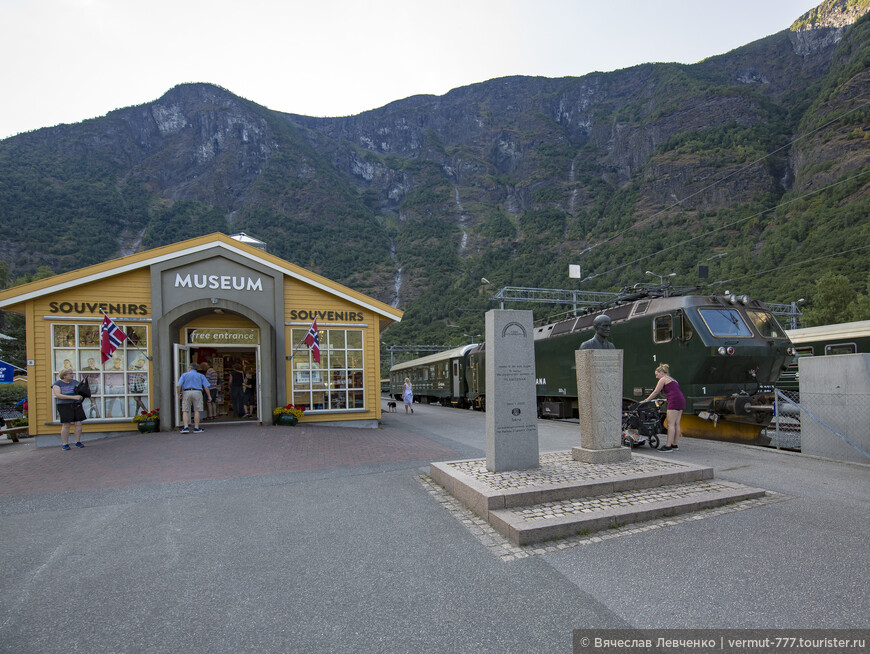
<box><xmin>572</xmin><ymin>349</ymin><xmax>630</xmax><ymax>463</ymax></box>
<box><xmin>485</xmin><ymin>310</ymin><xmax>539</xmax><ymax>472</ymax></box>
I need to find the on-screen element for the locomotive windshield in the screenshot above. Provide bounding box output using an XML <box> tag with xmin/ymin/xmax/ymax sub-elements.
<box><xmin>746</xmin><ymin>310</ymin><xmax>788</xmax><ymax>339</ymax></box>
<box><xmin>698</xmin><ymin>308</ymin><xmax>753</xmax><ymax>337</ymax></box>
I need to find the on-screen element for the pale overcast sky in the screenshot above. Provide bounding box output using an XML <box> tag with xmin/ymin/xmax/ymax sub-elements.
<box><xmin>1</xmin><ymin>0</ymin><xmax>820</xmax><ymax>140</ymax></box>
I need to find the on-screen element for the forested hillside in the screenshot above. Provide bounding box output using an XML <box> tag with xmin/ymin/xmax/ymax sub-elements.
<box><xmin>0</xmin><ymin>1</ymin><xmax>868</xmax><ymax>352</ymax></box>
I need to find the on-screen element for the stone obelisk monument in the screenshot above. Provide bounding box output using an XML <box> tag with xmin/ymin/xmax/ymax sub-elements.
<box><xmin>485</xmin><ymin>309</ymin><xmax>539</xmax><ymax>472</ymax></box>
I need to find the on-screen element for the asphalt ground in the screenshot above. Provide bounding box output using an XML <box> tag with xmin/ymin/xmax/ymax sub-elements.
<box><xmin>1</xmin><ymin>401</ymin><xmax>868</xmax><ymax>653</ymax></box>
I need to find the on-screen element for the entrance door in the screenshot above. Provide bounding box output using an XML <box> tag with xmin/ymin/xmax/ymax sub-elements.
<box><xmin>254</xmin><ymin>345</ymin><xmax>262</xmax><ymax>423</ymax></box>
<box><xmin>173</xmin><ymin>343</ymin><xmax>191</xmax><ymax>427</ymax></box>
<box><xmin>452</xmin><ymin>360</ymin><xmax>461</xmax><ymax>400</ymax></box>
<box><xmin>188</xmin><ymin>345</ymin><xmax>261</xmax><ymax>422</ymax></box>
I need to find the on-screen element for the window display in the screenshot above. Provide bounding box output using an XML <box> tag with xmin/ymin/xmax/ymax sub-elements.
<box><xmin>290</xmin><ymin>328</ymin><xmax>364</xmax><ymax>412</ymax></box>
<box><xmin>50</xmin><ymin>323</ymin><xmax>150</xmax><ymax>421</ymax></box>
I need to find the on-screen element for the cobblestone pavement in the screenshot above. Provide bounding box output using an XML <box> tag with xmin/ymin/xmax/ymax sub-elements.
<box><xmin>444</xmin><ymin>450</ymin><xmax>686</xmax><ymax>490</ymax></box>
<box><xmin>418</xmin><ymin>474</ymin><xmax>788</xmax><ymax>562</ymax></box>
<box><xmin>0</xmin><ymin>423</ymin><xmax>461</xmax><ymax>496</ymax></box>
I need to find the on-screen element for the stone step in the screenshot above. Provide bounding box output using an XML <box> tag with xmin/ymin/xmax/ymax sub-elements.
<box><xmin>430</xmin><ymin>451</ymin><xmax>715</xmax><ymax>520</ymax></box>
<box><xmin>487</xmin><ymin>479</ymin><xmax>766</xmax><ymax>545</ymax></box>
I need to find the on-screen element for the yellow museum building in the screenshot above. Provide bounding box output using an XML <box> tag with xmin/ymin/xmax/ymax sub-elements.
<box><xmin>0</xmin><ymin>233</ymin><xmax>402</xmax><ymax>437</ymax></box>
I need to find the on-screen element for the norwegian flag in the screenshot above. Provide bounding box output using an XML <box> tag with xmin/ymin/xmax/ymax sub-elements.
<box><xmin>100</xmin><ymin>314</ymin><xmax>128</xmax><ymax>363</ymax></box>
<box><xmin>303</xmin><ymin>319</ymin><xmax>320</xmax><ymax>364</ymax></box>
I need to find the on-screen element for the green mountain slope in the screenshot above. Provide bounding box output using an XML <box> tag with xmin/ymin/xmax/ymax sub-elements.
<box><xmin>0</xmin><ymin>3</ymin><xmax>868</xmax><ymax>349</ymax></box>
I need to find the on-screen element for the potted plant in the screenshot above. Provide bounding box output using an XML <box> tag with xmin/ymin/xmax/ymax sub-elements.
<box><xmin>132</xmin><ymin>408</ymin><xmax>160</xmax><ymax>433</ymax></box>
<box><xmin>272</xmin><ymin>404</ymin><xmax>305</xmax><ymax>426</ymax></box>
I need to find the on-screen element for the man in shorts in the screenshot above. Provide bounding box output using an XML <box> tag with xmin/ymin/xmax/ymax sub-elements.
<box><xmin>176</xmin><ymin>362</ymin><xmax>212</xmax><ymax>433</ymax></box>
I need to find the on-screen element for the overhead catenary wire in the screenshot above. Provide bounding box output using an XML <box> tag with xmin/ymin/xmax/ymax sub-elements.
<box><xmin>576</xmin><ymin>94</ymin><xmax>870</xmax><ymax>280</ymax></box>
<box><xmin>581</xmin><ymin>166</ymin><xmax>870</xmax><ymax>282</ymax></box>
<box><xmin>710</xmin><ymin>243</ymin><xmax>870</xmax><ymax>287</ymax></box>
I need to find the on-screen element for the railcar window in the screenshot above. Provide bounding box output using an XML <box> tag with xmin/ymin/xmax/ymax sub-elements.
<box><xmin>825</xmin><ymin>343</ymin><xmax>857</xmax><ymax>355</ymax></box>
<box><xmin>698</xmin><ymin>308</ymin><xmax>753</xmax><ymax>337</ymax></box>
<box><xmin>746</xmin><ymin>310</ymin><xmax>787</xmax><ymax>339</ymax></box>
<box><xmin>654</xmin><ymin>315</ymin><xmax>673</xmax><ymax>343</ymax></box>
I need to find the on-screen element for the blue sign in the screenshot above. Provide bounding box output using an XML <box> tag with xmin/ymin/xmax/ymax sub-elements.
<box><xmin>0</xmin><ymin>360</ymin><xmax>15</xmax><ymax>383</ymax></box>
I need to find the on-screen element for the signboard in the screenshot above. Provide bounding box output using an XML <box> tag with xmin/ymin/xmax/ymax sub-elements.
<box><xmin>0</xmin><ymin>360</ymin><xmax>15</xmax><ymax>383</ymax></box>
<box><xmin>186</xmin><ymin>328</ymin><xmax>260</xmax><ymax>345</ymax></box>
<box><xmin>569</xmin><ymin>264</ymin><xmax>581</xmax><ymax>279</ymax></box>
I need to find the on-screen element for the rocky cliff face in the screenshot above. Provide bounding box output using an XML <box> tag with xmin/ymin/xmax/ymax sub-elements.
<box><xmin>110</xmin><ymin>84</ymin><xmax>278</xmax><ymax>212</ymax></box>
<box><xmin>1</xmin><ymin>3</ymin><xmax>868</xmax><ymax>336</ymax></box>
<box><xmin>789</xmin><ymin>0</ymin><xmax>869</xmax><ymax>55</ymax></box>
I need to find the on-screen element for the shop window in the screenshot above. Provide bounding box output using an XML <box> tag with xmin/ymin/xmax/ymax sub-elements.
<box><xmin>290</xmin><ymin>328</ymin><xmax>364</xmax><ymax>412</ymax></box>
<box><xmin>51</xmin><ymin>323</ymin><xmax>150</xmax><ymax>421</ymax></box>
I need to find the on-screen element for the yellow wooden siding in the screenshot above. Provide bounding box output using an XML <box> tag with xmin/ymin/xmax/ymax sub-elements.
<box><xmin>282</xmin><ymin>277</ymin><xmax>381</xmax><ymax>422</ymax></box>
<box><xmin>29</xmin><ymin>270</ymin><xmax>153</xmax><ymax>434</ymax></box>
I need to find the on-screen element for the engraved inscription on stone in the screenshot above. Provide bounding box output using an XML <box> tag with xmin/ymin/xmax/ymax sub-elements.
<box><xmin>485</xmin><ymin>309</ymin><xmax>540</xmax><ymax>472</ymax></box>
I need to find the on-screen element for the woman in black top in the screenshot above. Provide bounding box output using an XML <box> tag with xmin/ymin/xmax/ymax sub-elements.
<box><xmin>228</xmin><ymin>364</ymin><xmax>245</xmax><ymax>418</ymax></box>
<box><xmin>243</xmin><ymin>371</ymin><xmax>256</xmax><ymax>418</ymax></box>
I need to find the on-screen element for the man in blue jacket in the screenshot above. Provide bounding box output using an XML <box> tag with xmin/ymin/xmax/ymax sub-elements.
<box><xmin>176</xmin><ymin>362</ymin><xmax>212</xmax><ymax>433</ymax></box>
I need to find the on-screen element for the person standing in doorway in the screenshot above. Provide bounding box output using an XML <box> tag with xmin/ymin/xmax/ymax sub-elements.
<box><xmin>205</xmin><ymin>360</ymin><xmax>218</xmax><ymax>420</ymax></box>
<box><xmin>402</xmin><ymin>377</ymin><xmax>414</xmax><ymax>414</ymax></box>
<box><xmin>52</xmin><ymin>368</ymin><xmax>86</xmax><ymax>450</ymax></box>
<box><xmin>228</xmin><ymin>363</ymin><xmax>245</xmax><ymax>418</ymax></box>
<box><xmin>176</xmin><ymin>362</ymin><xmax>211</xmax><ymax>434</ymax></box>
<box><xmin>242</xmin><ymin>371</ymin><xmax>256</xmax><ymax>418</ymax></box>
<box><xmin>198</xmin><ymin>362</ymin><xmax>211</xmax><ymax>418</ymax></box>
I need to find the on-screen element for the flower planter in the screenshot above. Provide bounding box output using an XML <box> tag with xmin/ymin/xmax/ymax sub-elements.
<box><xmin>136</xmin><ymin>421</ymin><xmax>160</xmax><ymax>433</ymax></box>
<box><xmin>275</xmin><ymin>414</ymin><xmax>298</xmax><ymax>427</ymax></box>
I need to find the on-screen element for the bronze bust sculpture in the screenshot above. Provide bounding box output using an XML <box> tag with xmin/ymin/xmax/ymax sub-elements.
<box><xmin>580</xmin><ymin>314</ymin><xmax>615</xmax><ymax>349</ymax></box>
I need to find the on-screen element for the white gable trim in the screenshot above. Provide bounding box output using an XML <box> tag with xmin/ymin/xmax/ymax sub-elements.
<box><xmin>0</xmin><ymin>240</ymin><xmax>401</xmax><ymax>321</ymax></box>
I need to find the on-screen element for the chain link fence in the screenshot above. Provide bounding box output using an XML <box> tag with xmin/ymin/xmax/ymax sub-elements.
<box><xmin>766</xmin><ymin>389</ymin><xmax>870</xmax><ymax>463</ymax></box>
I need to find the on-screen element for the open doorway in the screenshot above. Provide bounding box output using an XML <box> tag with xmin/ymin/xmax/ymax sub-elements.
<box><xmin>187</xmin><ymin>346</ymin><xmax>260</xmax><ymax>423</ymax></box>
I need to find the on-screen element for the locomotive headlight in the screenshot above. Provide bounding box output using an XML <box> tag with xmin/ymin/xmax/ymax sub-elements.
<box><xmin>787</xmin><ymin>347</ymin><xmax>796</xmax><ymax>356</ymax></box>
<box><xmin>718</xmin><ymin>346</ymin><xmax>735</xmax><ymax>355</ymax></box>
<box><xmin>728</xmin><ymin>295</ymin><xmax>738</xmax><ymax>305</ymax></box>
<box><xmin>739</xmin><ymin>295</ymin><xmax>749</xmax><ymax>305</ymax></box>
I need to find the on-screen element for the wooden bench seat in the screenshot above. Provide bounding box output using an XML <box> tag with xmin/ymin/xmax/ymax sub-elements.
<box><xmin>0</xmin><ymin>426</ymin><xmax>28</xmax><ymax>443</ymax></box>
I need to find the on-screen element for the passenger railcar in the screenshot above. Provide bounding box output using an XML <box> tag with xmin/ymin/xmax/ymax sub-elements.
<box><xmin>389</xmin><ymin>344</ymin><xmax>478</xmax><ymax>408</ymax></box>
<box><xmin>778</xmin><ymin>320</ymin><xmax>870</xmax><ymax>391</ymax></box>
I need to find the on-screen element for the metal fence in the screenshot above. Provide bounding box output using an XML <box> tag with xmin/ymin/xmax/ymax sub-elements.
<box><xmin>767</xmin><ymin>389</ymin><xmax>870</xmax><ymax>462</ymax></box>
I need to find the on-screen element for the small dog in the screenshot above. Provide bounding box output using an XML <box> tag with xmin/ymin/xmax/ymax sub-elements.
<box><xmin>386</xmin><ymin>401</ymin><xmax>397</xmax><ymax>412</ymax></box>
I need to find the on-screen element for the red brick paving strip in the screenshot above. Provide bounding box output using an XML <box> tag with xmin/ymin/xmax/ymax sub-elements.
<box><xmin>0</xmin><ymin>424</ymin><xmax>461</xmax><ymax>496</ymax></box>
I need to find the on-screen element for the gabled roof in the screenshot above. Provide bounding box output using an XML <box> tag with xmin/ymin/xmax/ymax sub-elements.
<box><xmin>0</xmin><ymin>233</ymin><xmax>403</xmax><ymax>323</ymax></box>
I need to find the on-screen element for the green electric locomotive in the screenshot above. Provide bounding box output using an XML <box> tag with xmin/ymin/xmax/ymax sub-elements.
<box><xmin>465</xmin><ymin>290</ymin><xmax>795</xmax><ymax>444</ymax></box>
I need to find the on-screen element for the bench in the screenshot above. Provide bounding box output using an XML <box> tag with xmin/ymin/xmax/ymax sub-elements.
<box><xmin>0</xmin><ymin>426</ymin><xmax>28</xmax><ymax>443</ymax></box>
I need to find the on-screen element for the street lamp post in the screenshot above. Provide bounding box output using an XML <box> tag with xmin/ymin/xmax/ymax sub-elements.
<box><xmin>790</xmin><ymin>298</ymin><xmax>805</xmax><ymax>330</ymax></box>
<box><xmin>481</xmin><ymin>277</ymin><xmax>504</xmax><ymax>309</ymax></box>
<box><xmin>645</xmin><ymin>270</ymin><xmax>676</xmax><ymax>285</ymax></box>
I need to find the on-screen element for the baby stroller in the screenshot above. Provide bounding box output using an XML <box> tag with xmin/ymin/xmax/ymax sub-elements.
<box><xmin>621</xmin><ymin>400</ymin><xmax>664</xmax><ymax>449</ymax></box>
